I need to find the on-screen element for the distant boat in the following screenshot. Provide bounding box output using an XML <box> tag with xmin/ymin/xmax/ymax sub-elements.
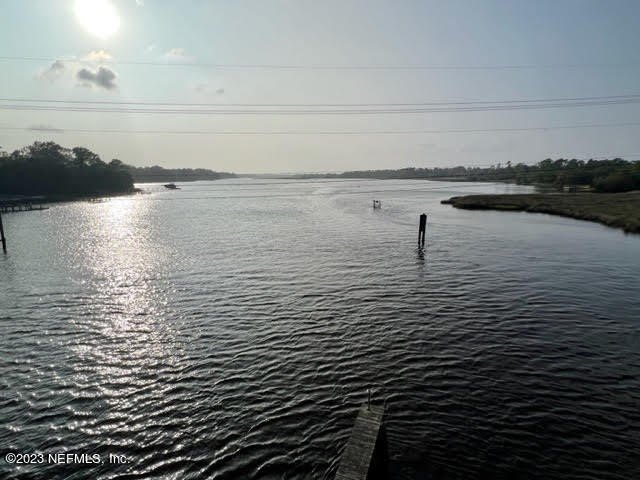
<box><xmin>163</xmin><ymin>183</ymin><xmax>180</xmax><ymax>190</ymax></box>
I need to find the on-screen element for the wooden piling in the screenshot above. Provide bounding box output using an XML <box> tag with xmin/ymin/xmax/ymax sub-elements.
<box><xmin>0</xmin><ymin>211</ymin><xmax>6</xmax><ymax>253</ymax></box>
<box><xmin>335</xmin><ymin>404</ymin><xmax>387</xmax><ymax>480</ymax></box>
<box><xmin>418</xmin><ymin>213</ymin><xmax>427</xmax><ymax>248</ymax></box>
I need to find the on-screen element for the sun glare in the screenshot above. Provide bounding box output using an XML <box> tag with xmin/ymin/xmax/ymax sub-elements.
<box><xmin>74</xmin><ymin>0</ymin><xmax>120</xmax><ymax>39</ymax></box>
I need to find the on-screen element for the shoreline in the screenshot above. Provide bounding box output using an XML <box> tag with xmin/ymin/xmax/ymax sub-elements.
<box><xmin>441</xmin><ymin>192</ymin><xmax>640</xmax><ymax>234</ymax></box>
<box><xmin>0</xmin><ymin>189</ymin><xmax>139</xmax><ymax>209</ymax></box>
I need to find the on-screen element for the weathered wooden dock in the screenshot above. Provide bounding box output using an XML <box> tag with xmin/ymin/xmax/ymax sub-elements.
<box><xmin>335</xmin><ymin>404</ymin><xmax>388</xmax><ymax>480</ymax></box>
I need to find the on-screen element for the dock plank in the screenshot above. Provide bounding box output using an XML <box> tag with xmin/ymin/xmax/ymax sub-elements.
<box><xmin>335</xmin><ymin>405</ymin><xmax>386</xmax><ymax>480</ymax></box>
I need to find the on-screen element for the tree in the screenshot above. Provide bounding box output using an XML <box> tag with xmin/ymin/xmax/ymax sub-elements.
<box><xmin>72</xmin><ymin>147</ymin><xmax>103</xmax><ymax>168</ymax></box>
<box><xmin>0</xmin><ymin>142</ymin><xmax>134</xmax><ymax>196</ymax></box>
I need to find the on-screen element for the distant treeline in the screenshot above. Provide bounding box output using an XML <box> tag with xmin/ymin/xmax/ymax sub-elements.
<box><xmin>296</xmin><ymin>158</ymin><xmax>640</xmax><ymax>193</ymax></box>
<box><xmin>0</xmin><ymin>142</ymin><xmax>235</xmax><ymax>198</ymax></box>
<box><xmin>0</xmin><ymin>142</ymin><xmax>133</xmax><ymax>197</ymax></box>
<box><xmin>127</xmin><ymin>165</ymin><xmax>236</xmax><ymax>182</ymax></box>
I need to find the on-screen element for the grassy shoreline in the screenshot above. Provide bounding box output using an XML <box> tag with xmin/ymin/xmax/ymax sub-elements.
<box><xmin>441</xmin><ymin>192</ymin><xmax>640</xmax><ymax>234</ymax></box>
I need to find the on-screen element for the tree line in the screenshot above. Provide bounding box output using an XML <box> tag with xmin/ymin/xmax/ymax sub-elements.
<box><xmin>126</xmin><ymin>165</ymin><xmax>235</xmax><ymax>182</ymax></box>
<box><xmin>0</xmin><ymin>142</ymin><xmax>235</xmax><ymax>197</ymax></box>
<box><xmin>0</xmin><ymin>142</ymin><xmax>133</xmax><ymax>197</ymax></box>
<box><xmin>296</xmin><ymin>158</ymin><xmax>640</xmax><ymax>192</ymax></box>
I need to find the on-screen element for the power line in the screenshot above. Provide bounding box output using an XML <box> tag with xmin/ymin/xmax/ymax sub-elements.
<box><xmin>3</xmin><ymin>121</ymin><xmax>640</xmax><ymax>136</ymax></box>
<box><xmin>2</xmin><ymin>55</ymin><xmax>640</xmax><ymax>71</ymax></box>
<box><xmin>3</xmin><ymin>94</ymin><xmax>640</xmax><ymax>108</ymax></box>
<box><xmin>2</xmin><ymin>98</ymin><xmax>640</xmax><ymax>115</ymax></box>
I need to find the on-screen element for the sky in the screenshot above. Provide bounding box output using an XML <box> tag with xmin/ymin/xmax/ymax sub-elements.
<box><xmin>1</xmin><ymin>0</ymin><xmax>640</xmax><ymax>173</ymax></box>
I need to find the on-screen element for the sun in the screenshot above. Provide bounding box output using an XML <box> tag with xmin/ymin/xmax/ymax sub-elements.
<box><xmin>74</xmin><ymin>0</ymin><xmax>120</xmax><ymax>39</ymax></box>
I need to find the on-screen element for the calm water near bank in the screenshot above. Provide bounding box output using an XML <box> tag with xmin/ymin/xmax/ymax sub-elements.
<box><xmin>1</xmin><ymin>179</ymin><xmax>639</xmax><ymax>479</ymax></box>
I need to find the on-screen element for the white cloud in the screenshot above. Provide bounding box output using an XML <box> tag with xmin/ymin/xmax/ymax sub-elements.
<box><xmin>28</xmin><ymin>124</ymin><xmax>64</xmax><ymax>133</ymax></box>
<box><xmin>164</xmin><ymin>47</ymin><xmax>192</xmax><ymax>61</ymax></box>
<box><xmin>166</xmin><ymin>47</ymin><xmax>186</xmax><ymax>57</ymax></box>
<box><xmin>84</xmin><ymin>49</ymin><xmax>113</xmax><ymax>62</ymax></box>
<box><xmin>38</xmin><ymin>60</ymin><xmax>65</xmax><ymax>83</ymax></box>
<box><xmin>77</xmin><ymin>66</ymin><xmax>118</xmax><ymax>90</ymax></box>
<box><xmin>136</xmin><ymin>0</ymin><xmax>144</xmax><ymax>5</ymax></box>
<box><xmin>37</xmin><ymin>54</ymin><xmax>120</xmax><ymax>90</ymax></box>
<box><xmin>193</xmin><ymin>83</ymin><xmax>225</xmax><ymax>95</ymax></box>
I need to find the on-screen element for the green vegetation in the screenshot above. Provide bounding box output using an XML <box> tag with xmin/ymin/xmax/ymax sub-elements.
<box><xmin>0</xmin><ymin>142</ymin><xmax>133</xmax><ymax>197</ymax></box>
<box><xmin>0</xmin><ymin>142</ymin><xmax>236</xmax><ymax>199</ymax></box>
<box><xmin>297</xmin><ymin>158</ymin><xmax>640</xmax><ymax>193</ymax></box>
<box><xmin>442</xmin><ymin>193</ymin><xmax>640</xmax><ymax>233</ymax></box>
<box><xmin>126</xmin><ymin>165</ymin><xmax>235</xmax><ymax>183</ymax></box>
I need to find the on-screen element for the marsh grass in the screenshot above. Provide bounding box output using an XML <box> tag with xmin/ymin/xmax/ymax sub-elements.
<box><xmin>442</xmin><ymin>192</ymin><xmax>640</xmax><ymax>233</ymax></box>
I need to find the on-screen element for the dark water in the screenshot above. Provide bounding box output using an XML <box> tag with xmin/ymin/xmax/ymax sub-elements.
<box><xmin>1</xmin><ymin>179</ymin><xmax>639</xmax><ymax>480</ymax></box>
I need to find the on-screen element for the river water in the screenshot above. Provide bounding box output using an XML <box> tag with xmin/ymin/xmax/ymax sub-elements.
<box><xmin>1</xmin><ymin>179</ymin><xmax>639</xmax><ymax>479</ymax></box>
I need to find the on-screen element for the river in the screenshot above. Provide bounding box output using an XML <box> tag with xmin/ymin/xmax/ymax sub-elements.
<box><xmin>1</xmin><ymin>179</ymin><xmax>639</xmax><ymax>479</ymax></box>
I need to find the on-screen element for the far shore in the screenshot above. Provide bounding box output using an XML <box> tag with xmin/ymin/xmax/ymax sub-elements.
<box><xmin>441</xmin><ymin>192</ymin><xmax>640</xmax><ymax>234</ymax></box>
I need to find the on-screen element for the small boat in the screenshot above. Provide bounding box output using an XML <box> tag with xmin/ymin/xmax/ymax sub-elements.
<box><xmin>372</xmin><ymin>199</ymin><xmax>382</xmax><ymax>209</ymax></box>
<box><xmin>163</xmin><ymin>183</ymin><xmax>180</xmax><ymax>190</ymax></box>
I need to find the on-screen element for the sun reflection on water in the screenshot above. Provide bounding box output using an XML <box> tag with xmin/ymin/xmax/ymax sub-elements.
<box><xmin>67</xmin><ymin>197</ymin><xmax>183</xmax><ymax>433</ymax></box>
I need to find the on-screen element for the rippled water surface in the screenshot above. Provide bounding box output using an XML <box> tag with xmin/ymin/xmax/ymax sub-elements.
<box><xmin>1</xmin><ymin>179</ymin><xmax>639</xmax><ymax>480</ymax></box>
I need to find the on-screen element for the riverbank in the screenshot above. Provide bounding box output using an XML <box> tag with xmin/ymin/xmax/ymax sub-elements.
<box><xmin>441</xmin><ymin>192</ymin><xmax>640</xmax><ymax>233</ymax></box>
<box><xmin>0</xmin><ymin>189</ymin><xmax>142</xmax><ymax>210</ymax></box>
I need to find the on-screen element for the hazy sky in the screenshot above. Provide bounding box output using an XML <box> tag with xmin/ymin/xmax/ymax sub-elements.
<box><xmin>1</xmin><ymin>0</ymin><xmax>640</xmax><ymax>173</ymax></box>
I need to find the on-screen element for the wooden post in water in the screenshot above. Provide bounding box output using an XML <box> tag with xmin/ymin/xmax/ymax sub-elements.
<box><xmin>418</xmin><ymin>213</ymin><xmax>427</xmax><ymax>248</ymax></box>
<box><xmin>0</xmin><ymin>211</ymin><xmax>6</xmax><ymax>253</ymax></box>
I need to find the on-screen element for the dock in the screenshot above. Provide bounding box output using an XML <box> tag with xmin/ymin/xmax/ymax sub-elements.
<box><xmin>335</xmin><ymin>404</ymin><xmax>388</xmax><ymax>480</ymax></box>
<box><xmin>0</xmin><ymin>196</ymin><xmax>48</xmax><ymax>213</ymax></box>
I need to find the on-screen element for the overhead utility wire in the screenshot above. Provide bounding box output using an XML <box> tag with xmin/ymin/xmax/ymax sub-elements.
<box><xmin>5</xmin><ymin>121</ymin><xmax>640</xmax><ymax>136</ymax></box>
<box><xmin>2</xmin><ymin>56</ymin><xmax>640</xmax><ymax>71</ymax></box>
<box><xmin>2</xmin><ymin>98</ymin><xmax>640</xmax><ymax>115</ymax></box>
<box><xmin>3</xmin><ymin>94</ymin><xmax>640</xmax><ymax>108</ymax></box>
